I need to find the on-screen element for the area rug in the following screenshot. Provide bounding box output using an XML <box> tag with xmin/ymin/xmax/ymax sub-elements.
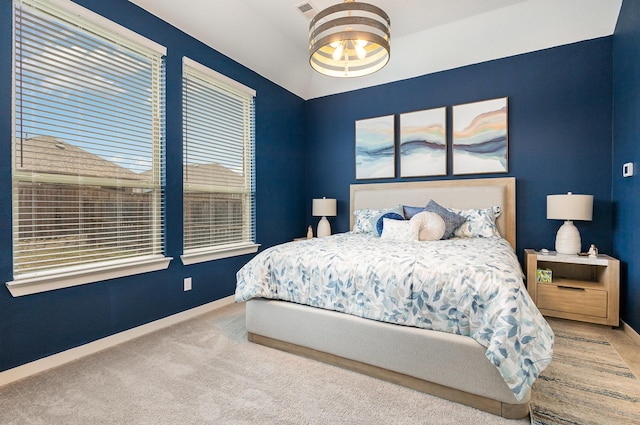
<box><xmin>530</xmin><ymin>320</ymin><xmax>640</xmax><ymax>425</ymax></box>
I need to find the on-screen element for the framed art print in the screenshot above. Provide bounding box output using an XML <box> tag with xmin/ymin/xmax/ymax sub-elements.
<box><xmin>400</xmin><ymin>107</ymin><xmax>446</xmax><ymax>177</ymax></box>
<box><xmin>452</xmin><ymin>97</ymin><xmax>508</xmax><ymax>175</ymax></box>
<box><xmin>355</xmin><ymin>115</ymin><xmax>395</xmax><ymax>179</ymax></box>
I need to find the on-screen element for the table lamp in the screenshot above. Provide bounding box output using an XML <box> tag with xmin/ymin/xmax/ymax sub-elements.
<box><xmin>312</xmin><ymin>197</ymin><xmax>337</xmax><ymax>238</ymax></box>
<box><xmin>547</xmin><ymin>192</ymin><xmax>593</xmax><ymax>254</ymax></box>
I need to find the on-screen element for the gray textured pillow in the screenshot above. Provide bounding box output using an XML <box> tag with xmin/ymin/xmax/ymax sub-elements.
<box><xmin>423</xmin><ymin>200</ymin><xmax>466</xmax><ymax>239</ymax></box>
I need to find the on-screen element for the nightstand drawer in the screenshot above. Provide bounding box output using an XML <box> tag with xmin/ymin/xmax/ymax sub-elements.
<box><xmin>537</xmin><ymin>285</ymin><xmax>607</xmax><ymax>318</ymax></box>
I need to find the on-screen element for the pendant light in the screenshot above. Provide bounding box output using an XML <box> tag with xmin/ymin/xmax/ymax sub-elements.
<box><xmin>309</xmin><ymin>0</ymin><xmax>391</xmax><ymax>78</ymax></box>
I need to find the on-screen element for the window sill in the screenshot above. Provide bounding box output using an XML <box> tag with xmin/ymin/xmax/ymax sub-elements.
<box><xmin>6</xmin><ymin>255</ymin><xmax>172</xmax><ymax>297</ymax></box>
<box><xmin>180</xmin><ymin>243</ymin><xmax>260</xmax><ymax>265</ymax></box>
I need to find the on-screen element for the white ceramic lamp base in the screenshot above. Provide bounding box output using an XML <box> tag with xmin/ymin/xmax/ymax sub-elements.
<box><xmin>555</xmin><ymin>220</ymin><xmax>581</xmax><ymax>254</ymax></box>
<box><xmin>317</xmin><ymin>216</ymin><xmax>331</xmax><ymax>238</ymax></box>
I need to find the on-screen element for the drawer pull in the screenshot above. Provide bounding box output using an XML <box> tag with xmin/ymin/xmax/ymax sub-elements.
<box><xmin>557</xmin><ymin>286</ymin><xmax>586</xmax><ymax>291</ymax></box>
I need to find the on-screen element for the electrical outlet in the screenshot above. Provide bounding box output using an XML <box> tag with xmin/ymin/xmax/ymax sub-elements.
<box><xmin>623</xmin><ymin>162</ymin><xmax>634</xmax><ymax>177</ymax></box>
<box><xmin>183</xmin><ymin>277</ymin><xmax>192</xmax><ymax>291</ymax></box>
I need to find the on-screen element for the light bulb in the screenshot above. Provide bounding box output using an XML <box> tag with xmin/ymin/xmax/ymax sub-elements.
<box><xmin>355</xmin><ymin>44</ymin><xmax>366</xmax><ymax>59</ymax></box>
<box><xmin>332</xmin><ymin>43</ymin><xmax>344</xmax><ymax>61</ymax></box>
<box><xmin>355</xmin><ymin>39</ymin><xmax>367</xmax><ymax>47</ymax></box>
<box><xmin>330</xmin><ymin>41</ymin><xmax>341</xmax><ymax>48</ymax></box>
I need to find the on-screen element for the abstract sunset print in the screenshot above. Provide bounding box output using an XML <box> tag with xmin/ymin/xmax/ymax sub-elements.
<box><xmin>400</xmin><ymin>107</ymin><xmax>446</xmax><ymax>177</ymax></box>
<box><xmin>453</xmin><ymin>98</ymin><xmax>507</xmax><ymax>174</ymax></box>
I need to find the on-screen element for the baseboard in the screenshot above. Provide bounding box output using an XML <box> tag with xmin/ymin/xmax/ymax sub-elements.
<box><xmin>0</xmin><ymin>295</ymin><xmax>235</xmax><ymax>387</ymax></box>
<box><xmin>621</xmin><ymin>319</ymin><xmax>640</xmax><ymax>347</ymax></box>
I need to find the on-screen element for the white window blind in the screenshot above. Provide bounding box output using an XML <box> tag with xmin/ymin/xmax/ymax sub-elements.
<box><xmin>182</xmin><ymin>58</ymin><xmax>256</xmax><ymax>256</ymax></box>
<box><xmin>12</xmin><ymin>0</ymin><xmax>166</xmax><ymax>279</ymax></box>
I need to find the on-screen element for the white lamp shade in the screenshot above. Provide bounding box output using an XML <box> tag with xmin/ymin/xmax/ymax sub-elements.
<box><xmin>547</xmin><ymin>193</ymin><xmax>593</xmax><ymax>221</ymax></box>
<box><xmin>312</xmin><ymin>198</ymin><xmax>337</xmax><ymax>217</ymax></box>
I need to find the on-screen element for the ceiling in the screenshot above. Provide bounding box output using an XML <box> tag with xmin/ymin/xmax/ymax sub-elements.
<box><xmin>127</xmin><ymin>0</ymin><xmax>622</xmax><ymax>100</ymax></box>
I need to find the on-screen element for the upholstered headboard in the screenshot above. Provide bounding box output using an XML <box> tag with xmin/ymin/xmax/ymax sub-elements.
<box><xmin>350</xmin><ymin>177</ymin><xmax>516</xmax><ymax>248</ymax></box>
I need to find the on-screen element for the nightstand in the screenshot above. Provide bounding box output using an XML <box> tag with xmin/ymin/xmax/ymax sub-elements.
<box><xmin>524</xmin><ymin>249</ymin><xmax>619</xmax><ymax>326</ymax></box>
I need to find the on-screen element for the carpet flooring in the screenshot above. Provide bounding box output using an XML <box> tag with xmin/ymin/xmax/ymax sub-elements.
<box><xmin>0</xmin><ymin>302</ymin><xmax>529</xmax><ymax>425</ymax></box>
<box><xmin>2</xmin><ymin>302</ymin><xmax>638</xmax><ymax>424</ymax></box>
<box><xmin>530</xmin><ymin>319</ymin><xmax>640</xmax><ymax>425</ymax></box>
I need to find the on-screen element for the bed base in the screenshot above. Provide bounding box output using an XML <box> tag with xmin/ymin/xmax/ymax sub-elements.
<box><xmin>248</xmin><ymin>332</ymin><xmax>528</xmax><ymax>419</ymax></box>
<box><xmin>246</xmin><ymin>298</ymin><xmax>529</xmax><ymax>420</ymax></box>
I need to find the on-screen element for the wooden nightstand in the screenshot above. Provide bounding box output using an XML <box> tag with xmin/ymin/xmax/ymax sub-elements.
<box><xmin>524</xmin><ymin>249</ymin><xmax>619</xmax><ymax>326</ymax></box>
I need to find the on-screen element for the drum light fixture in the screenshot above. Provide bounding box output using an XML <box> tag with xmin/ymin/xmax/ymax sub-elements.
<box><xmin>309</xmin><ymin>0</ymin><xmax>390</xmax><ymax>78</ymax></box>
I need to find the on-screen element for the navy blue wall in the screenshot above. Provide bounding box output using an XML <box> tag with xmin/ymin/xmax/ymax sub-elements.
<box><xmin>613</xmin><ymin>0</ymin><xmax>640</xmax><ymax>332</ymax></box>
<box><xmin>0</xmin><ymin>0</ymin><xmax>306</xmax><ymax>372</ymax></box>
<box><xmin>305</xmin><ymin>38</ymin><xmax>614</xmax><ymax>263</ymax></box>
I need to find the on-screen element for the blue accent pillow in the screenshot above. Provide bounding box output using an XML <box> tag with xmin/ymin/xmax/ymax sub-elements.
<box><xmin>376</xmin><ymin>212</ymin><xmax>404</xmax><ymax>236</ymax></box>
<box><xmin>423</xmin><ymin>200</ymin><xmax>466</xmax><ymax>239</ymax></box>
<box><xmin>402</xmin><ymin>205</ymin><xmax>425</xmax><ymax>219</ymax></box>
<box><xmin>366</xmin><ymin>205</ymin><xmax>404</xmax><ymax>234</ymax></box>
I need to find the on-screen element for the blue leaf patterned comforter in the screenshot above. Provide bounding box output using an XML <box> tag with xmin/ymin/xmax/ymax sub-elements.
<box><xmin>235</xmin><ymin>233</ymin><xmax>554</xmax><ymax>401</ymax></box>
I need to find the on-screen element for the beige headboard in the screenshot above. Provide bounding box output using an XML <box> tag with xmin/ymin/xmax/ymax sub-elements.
<box><xmin>350</xmin><ymin>177</ymin><xmax>516</xmax><ymax>248</ymax></box>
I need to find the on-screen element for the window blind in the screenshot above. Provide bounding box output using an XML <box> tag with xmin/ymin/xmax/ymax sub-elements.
<box><xmin>182</xmin><ymin>58</ymin><xmax>256</xmax><ymax>253</ymax></box>
<box><xmin>12</xmin><ymin>0</ymin><xmax>166</xmax><ymax>278</ymax></box>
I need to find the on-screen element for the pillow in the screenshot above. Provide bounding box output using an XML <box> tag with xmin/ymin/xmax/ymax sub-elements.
<box><xmin>409</xmin><ymin>211</ymin><xmax>446</xmax><ymax>241</ymax></box>
<box><xmin>449</xmin><ymin>206</ymin><xmax>501</xmax><ymax>238</ymax></box>
<box><xmin>352</xmin><ymin>206</ymin><xmax>404</xmax><ymax>234</ymax></box>
<box><xmin>380</xmin><ymin>218</ymin><xmax>419</xmax><ymax>241</ymax></box>
<box><xmin>368</xmin><ymin>205</ymin><xmax>404</xmax><ymax>232</ymax></box>
<box><xmin>375</xmin><ymin>212</ymin><xmax>404</xmax><ymax>236</ymax></box>
<box><xmin>423</xmin><ymin>200</ymin><xmax>466</xmax><ymax>239</ymax></box>
<box><xmin>352</xmin><ymin>208</ymin><xmax>381</xmax><ymax>234</ymax></box>
<box><xmin>402</xmin><ymin>205</ymin><xmax>425</xmax><ymax>219</ymax></box>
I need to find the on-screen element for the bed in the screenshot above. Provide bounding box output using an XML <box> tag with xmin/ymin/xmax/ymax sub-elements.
<box><xmin>235</xmin><ymin>177</ymin><xmax>553</xmax><ymax>419</ymax></box>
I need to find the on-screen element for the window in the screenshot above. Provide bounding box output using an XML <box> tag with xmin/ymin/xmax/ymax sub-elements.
<box><xmin>181</xmin><ymin>58</ymin><xmax>258</xmax><ymax>264</ymax></box>
<box><xmin>9</xmin><ymin>0</ymin><xmax>169</xmax><ymax>296</ymax></box>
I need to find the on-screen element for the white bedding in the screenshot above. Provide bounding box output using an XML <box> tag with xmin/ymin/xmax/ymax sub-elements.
<box><xmin>235</xmin><ymin>233</ymin><xmax>554</xmax><ymax>401</ymax></box>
